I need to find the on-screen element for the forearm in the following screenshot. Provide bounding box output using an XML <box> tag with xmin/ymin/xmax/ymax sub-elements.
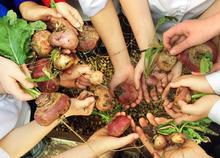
<box><xmin>120</xmin><ymin>0</ymin><xmax>157</xmax><ymax>50</ymax></box>
<box><xmin>19</xmin><ymin>1</ymin><xmax>39</xmax><ymax>19</ymax></box>
<box><xmin>90</xmin><ymin>0</ymin><xmax>131</xmax><ymax>70</ymax></box>
<box><xmin>0</xmin><ymin>120</ymin><xmax>59</xmax><ymax>158</ymax></box>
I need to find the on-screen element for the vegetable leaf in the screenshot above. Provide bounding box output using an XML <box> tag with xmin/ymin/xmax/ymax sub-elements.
<box><xmin>50</xmin><ymin>0</ymin><xmax>57</xmax><ymax>9</ymax></box>
<box><xmin>200</xmin><ymin>52</ymin><xmax>213</xmax><ymax>74</ymax></box>
<box><xmin>155</xmin><ymin>16</ymin><xmax>178</xmax><ymax>31</ymax></box>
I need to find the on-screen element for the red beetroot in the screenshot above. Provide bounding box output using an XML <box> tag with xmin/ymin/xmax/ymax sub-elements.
<box><xmin>35</xmin><ymin>93</ymin><xmax>70</xmax><ymax>126</ymax></box>
<box><xmin>32</xmin><ymin>59</ymin><xmax>59</xmax><ymax>92</ymax></box>
<box><xmin>108</xmin><ymin>115</ymin><xmax>131</xmax><ymax>137</ymax></box>
<box><xmin>179</xmin><ymin>41</ymin><xmax>218</xmax><ymax>72</ymax></box>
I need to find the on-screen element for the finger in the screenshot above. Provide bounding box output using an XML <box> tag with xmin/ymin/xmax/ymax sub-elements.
<box><xmin>146</xmin><ymin>113</ymin><xmax>158</xmax><ymax>126</ymax></box>
<box><xmin>12</xmin><ymin>69</ymin><xmax>34</xmax><ymax>89</ymax></box>
<box><xmin>150</xmin><ymin>87</ymin><xmax>158</xmax><ymax>101</ymax></box>
<box><xmin>77</xmin><ymin>76</ymin><xmax>91</xmax><ymax>85</ymax></box>
<box><xmin>164</xmin><ymin>106</ymin><xmax>183</xmax><ymax>118</ymax></box>
<box><xmin>128</xmin><ymin>115</ymin><xmax>136</xmax><ymax>132</ymax></box>
<box><xmin>162</xmin><ymin>84</ymin><xmax>171</xmax><ymax>99</ymax></box>
<box><xmin>178</xmin><ymin>100</ymin><xmax>197</xmax><ymax>115</ymax></box>
<box><xmin>175</xmin><ymin>115</ymin><xmax>202</xmax><ymax>124</ymax></box>
<box><xmin>153</xmin><ymin>153</ymin><xmax>161</xmax><ymax>158</ymax></box>
<box><xmin>169</xmin><ymin>38</ymin><xmax>192</xmax><ymax>55</ymax></box>
<box><xmin>155</xmin><ymin>117</ymin><xmax>171</xmax><ymax>125</ymax></box>
<box><xmin>134</xmin><ymin>57</ymin><xmax>144</xmax><ymax>89</ymax></box>
<box><xmin>156</xmin><ymin>81</ymin><xmax>163</xmax><ymax>94</ymax></box>
<box><xmin>139</xmin><ymin>117</ymin><xmax>148</xmax><ymax>128</ymax></box>
<box><xmin>75</xmin><ymin>81</ymin><xmax>87</xmax><ymax>89</ymax></box>
<box><xmin>116</xmin><ymin>133</ymin><xmax>139</xmax><ymax>148</ymax></box>
<box><xmin>142</xmin><ymin>75</ymin><xmax>150</xmax><ymax>103</ymax></box>
<box><xmin>60</xmin><ymin>80</ymin><xmax>76</xmax><ymax>88</ymax></box>
<box><xmin>69</xmin><ymin>9</ymin><xmax>84</xmax><ymax>28</ymax></box>
<box><xmin>71</xmin><ymin>97</ymin><xmax>95</xmax><ymax>108</ymax></box>
<box><xmin>40</xmin><ymin>8</ymin><xmax>61</xmax><ymax>21</ymax></box>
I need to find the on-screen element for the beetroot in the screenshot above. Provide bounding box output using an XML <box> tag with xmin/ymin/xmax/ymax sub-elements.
<box><xmin>174</xmin><ymin>87</ymin><xmax>191</xmax><ymax>106</ymax></box>
<box><xmin>115</xmin><ymin>83</ymin><xmax>138</xmax><ymax>105</ymax></box>
<box><xmin>179</xmin><ymin>41</ymin><xmax>218</xmax><ymax>72</ymax></box>
<box><xmin>77</xmin><ymin>25</ymin><xmax>99</xmax><ymax>51</ymax></box>
<box><xmin>108</xmin><ymin>115</ymin><xmax>131</xmax><ymax>137</ymax></box>
<box><xmin>31</xmin><ymin>30</ymin><xmax>53</xmax><ymax>57</ymax></box>
<box><xmin>32</xmin><ymin>59</ymin><xmax>59</xmax><ymax>92</ymax></box>
<box><xmin>35</xmin><ymin>93</ymin><xmax>70</xmax><ymax>126</ymax></box>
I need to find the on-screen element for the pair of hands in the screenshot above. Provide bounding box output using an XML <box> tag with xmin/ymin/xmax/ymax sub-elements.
<box><xmin>20</xmin><ymin>1</ymin><xmax>83</xmax><ymax>30</ymax></box>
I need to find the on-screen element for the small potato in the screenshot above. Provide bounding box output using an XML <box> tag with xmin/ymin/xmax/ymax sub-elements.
<box><xmin>90</xmin><ymin>71</ymin><xmax>104</xmax><ymax>85</ymax></box>
<box><xmin>153</xmin><ymin>135</ymin><xmax>167</xmax><ymax>150</ymax></box>
<box><xmin>157</xmin><ymin>51</ymin><xmax>177</xmax><ymax>72</ymax></box>
<box><xmin>170</xmin><ymin>133</ymin><xmax>186</xmax><ymax>145</ymax></box>
<box><xmin>31</xmin><ymin>30</ymin><xmax>53</xmax><ymax>57</ymax></box>
<box><xmin>50</xmin><ymin>29</ymin><xmax>79</xmax><ymax>51</ymax></box>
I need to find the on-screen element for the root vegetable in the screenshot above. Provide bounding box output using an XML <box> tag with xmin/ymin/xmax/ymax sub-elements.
<box><xmin>179</xmin><ymin>41</ymin><xmax>218</xmax><ymax>72</ymax></box>
<box><xmin>157</xmin><ymin>51</ymin><xmax>177</xmax><ymax>72</ymax></box>
<box><xmin>77</xmin><ymin>25</ymin><xmax>99</xmax><ymax>51</ymax></box>
<box><xmin>115</xmin><ymin>83</ymin><xmax>138</xmax><ymax>105</ymax></box>
<box><xmin>174</xmin><ymin>87</ymin><xmax>191</xmax><ymax>106</ymax></box>
<box><xmin>170</xmin><ymin>133</ymin><xmax>186</xmax><ymax>145</ymax></box>
<box><xmin>153</xmin><ymin>135</ymin><xmax>167</xmax><ymax>150</ymax></box>
<box><xmin>31</xmin><ymin>30</ymin><xmax>53</xmax><ymax>57</ymax></box>
<box><xmin>146</xmin><ymin>75</ymin><xmax>159</xmax><ymax>86</ymax></box>
<box><xmin>35</xmin><ymin>92</ymin><xmax>70</xmax><ymax>126</ymax></box>
<box><xmin>94</xmin><ymin>85</ymin><xmax>113</xmax><ymax>111</ymax></box>
<box><xmin>49</xmin><ymin>29</ymin><xmax>79</xmax><ymax>51</ymax></box>
<box><xmin>52</xmin><ymin>49</ymin><xmax>79</xmax><ymax>70</ymax></box>
<box><xmin>32</xmin><ymin>59</ymin><xmax>59</xmax><ymax>92</ymax></box>
<box><xmin>90</xmin><ymin>71</ymin><xmax>103</xmax><ymax>85</ymax></box>
<box><xmin>107</xmin><ymin>115</ymin><xmax>131</xmax><ymax>137</ymax></box>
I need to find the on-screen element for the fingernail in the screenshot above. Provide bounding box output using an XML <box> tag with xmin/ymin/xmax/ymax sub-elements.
<box><xmin>74</xmin><ymin>22</ymin><xmax>81</xmax><ymax>28</ymax></box>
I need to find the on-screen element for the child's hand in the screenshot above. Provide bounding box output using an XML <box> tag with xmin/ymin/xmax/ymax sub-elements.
<box><xmin>0</xmin><ymin>57</ymin><xmax>34</xmax><ymax>100</ymax></box>
<box><xmin>60</xmin><ymin>64</ymin><xmax>92</xmax><ymax>89</ymax></box>
<box><xmin>20</xmin><ymin>1</ymin><xmax>61</xmax><ymax>21</ymax></box>
<box><xmin>56</xmin><ymin>2</ymin><xmax>84</xmax><ymax>30</ymax></box>
<box><xmin>169</xmin><ymin>75</ymin><xmax>214</xmax><ymax>94</ymax></box>
<box><xmin>66</xmin><ymin>90</ymin><xmax>95</xmax><ymax>116</ymax></box>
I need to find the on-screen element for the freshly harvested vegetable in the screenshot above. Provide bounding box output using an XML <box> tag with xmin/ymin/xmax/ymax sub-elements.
<box><xmin>170</xmin><ymin>133</ymin><xmax>186</xmax><ymax>145</ymax></box>
<box><xmin>108</xmin><ymin>115</ymin><xmax>131</xmax><ymax>137</ymax></box>
<box><xmin>51</xmin><ymin>49</ymin><xmax>78</xmax><ymax>70</ymax></box>
<box><xmin>32</xmin><ymin>58</ymin><xmax>59</xmax><ymax>92</ymax></box>
<box><xmin>179</xmin><ymin>41</ymin><xmax>218</xmax><ymax>72</ymax></box>
<box><xmin>94</xmin><ymin>85</ymin><xmax>113</xmax><ymax>111</ymax></box>
<box><xmin>35</xmin><ymin>92</ymin><xmax>70</xmax><ymax>126</ymax></box>
<box><xmin>31</xmin><ymin>30</ymin><xmax>53</xmax><ymax>57</ymax></box>
<box><xmin>157</xmin><ymin>50</ymin><xmax>177</xmax><ymax>71</ymax></box>
<box><xmin>153</xmin><ymin>135</ymin><xmax>167</xmax><ymax>150</ymax></box>
<box><xmin>115</xmin><ymin>83</ymin><xmax>138</xmax><ymax>105</ymax></box>
<box><xmin>77</xmin><ymin>25</ymin><xmax>99</xmax><ymax>51</ymax></box>
<box><xmin>49</xmin><ymin>29</ymin><xmax>79</xmax><ymax>52</ymax></box>
<box><xmin>174</xmin><ymin>87</ymin><xmax>191</xmax><ymax>106</ymax></box>
<box><xmin>90</xmin><ymin>71</ymin><xmax>104</xmax><ymax>85</ymax></box>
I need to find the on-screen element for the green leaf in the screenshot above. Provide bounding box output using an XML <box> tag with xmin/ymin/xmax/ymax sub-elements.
<box><xmin>50</xmin><ymin>0</ymin><xmax>57</xmax><ymax>8</ymax></box>
<box><xmin>200</xmin><ymin>52</ymin><xmax>213</xmax><ymax>74</ymax></box>
<box><xmin>29</xmin><ymin>21</ymin><xmax>47</xmax><ymax>32</ymax></box>
<box><xmin>191</xmin><ymin>93</ymin><xmax>207</xmax><ymax>100</ymax></box>
<box><xmin>155</xmin><ymin>16</ymin><xmax>178</xmax><ymax>31</ymax></box>
<box><xmin>7</xmin><ymin>10</ymin><xmax>17</xmax><ymax>25</ymax></box>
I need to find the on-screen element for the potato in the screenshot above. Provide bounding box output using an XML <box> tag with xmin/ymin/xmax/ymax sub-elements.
<box><xmin>31</xmin><ymin>30</ymin><xmax>53</xmax><ymax>57</ymax></box>
<box><xmin>35</xmin><ymin>93</ymin><xmax>70</xmax><ymax>126</ymax></box>
<box><xmin>90</xmin><ymin>71</ymin><xmax>104</xmax><ymax>85</ymax></box>
<box><xmin>49</xmin><ymin>29</ymin><xmax>79</xmax><ymax>52</ymax></box>
<box><xmin>107</xmin><ymin>115</ymin><xmax>131</xmax><ymax>137</ymax></box>
<box><xmin>179</xmin><ymin>41</ymin><xmax>218</xmax><ymax>72</ymax></box>
<box><xmin>174</xmin><ymin>87</ymin><xmax>191</xmax><ymax>106</ymax></box>
<box><xmin>115</xmin><ymin>83</ymin><xmax>138</xmax><ymax>105</ymax></box>
<box><xmin>77</xmin><ymin>25</ymin><xmax>99</xmax><ymax>51</ymax></box>
<box><xmin>153</xmin><ymin>135</ymin><xmax>167</xmax><ymax>150</ymax></box>
<box><xmin>170</xmin><ymin>133</ymin><xmax>186</xmax><ymax>145</ymax></box>
<box><xmin>94</xmin><ymin>85</ymin><xmax>113</xmax><ymax>111</ymax></box>
<box><xmin>157</xmin><ymin>50</ymin><xmax>177</xmax><ymax>72</ymax></box>
<box><xmin>32</xmin><ymin>59</ymin><xmax>59</xmax><ymax>92</ymax></box>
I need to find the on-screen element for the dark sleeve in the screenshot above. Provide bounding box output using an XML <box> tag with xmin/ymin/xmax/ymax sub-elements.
<box><xmin>0</xmin><ymin>3</ymin><xmax>8</xmax><ymax>17</ymax></box>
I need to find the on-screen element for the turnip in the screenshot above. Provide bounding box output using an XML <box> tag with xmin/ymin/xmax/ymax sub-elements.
<box><xmin>35</xmin><ymin>92</ymin><xmax>70</xmax><ymax>126</ymax></box>
<box><xmin>153</xmin><ymin>135</ymin><xmax>167</xmax><ymax>150</ymax></box>
<box><xmin>77</xmin><ymin>25</ymin><xmax>99</xmax><ymax>51</ymax></box>
<box><xmin>179</xmin><ymin>41</ymin><xmax>218</xmax><ymax>72</ymax></box>
<box><xmin>170</xmin><ymin>133</ymin><xmax>186</xmax><ymax>145</ymax></box>
<box><xmin>107</xmin><ymin>115</ymin><xmax>131</xmax><ymax>137</ymax></box>
<box><xmin>31</xmin><ymin>30</ymin><xmax>53</xmax><ymax>57</ymax></box>
<box><xmin>157</xmin><ymin>50</ymin><xmax>177</xmax><ymax>72</ymax></box>
<box><xmin>90</xmin><ymin>71</ymin><xmax>104</xmax><ymax>85</ymax></box>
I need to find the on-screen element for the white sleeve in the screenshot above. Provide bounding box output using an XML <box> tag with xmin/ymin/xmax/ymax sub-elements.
<box><xmin>78</xmin><ymin>0</ymin><xmax>108</xmax><ymax>17</ymax></box>
<box><xmin>0</xmin><ymin>148</ymin><xmax>10</xmax><ymax>158</ymax></box>
<box><xmin>208</xmin><ymin>99</ymin><xmax>220</xmax><ymax>125</ymax></box>
<box><xmin>205</xmin><ymin>71</ymin><xmax>220</xmax><ymax>95</ymax></box>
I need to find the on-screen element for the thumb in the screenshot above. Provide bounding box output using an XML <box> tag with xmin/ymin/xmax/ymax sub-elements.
<box><xmin>178</xmin><ymin>100</ymin><xmax>197</xmax><ymax>115</ymax></box>
<box><xmin>114</xmin><ymin>133</ymin><xmax>139</xmax><ymax>148</ymax></box>
<box><xmin>169</xmin><ymin>39</ymin><xmax>192</xmax><ymax>55</ymax></box>
<box><xmin>40</xmin><ymin>8</ymin><xmax>62</xmax><ymax>21</ymax></box>
<box><xmin>13</xmin><ymin>70</ymin><xmax>35</xmax><ymax>89</ymax></box>
<box><xmin>72</xmin><ymin>97</ymin><xmax>95</xmax><ymax>109</ymax></box>
<box><xmin>134</xmin><ymin>66</ymin><xmax>143</xmax><ymax>89</ymax></box>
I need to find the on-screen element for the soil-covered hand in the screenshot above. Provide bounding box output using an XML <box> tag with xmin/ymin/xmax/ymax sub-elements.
<box><xmin>60</xmin><ymin>64</ymin><xmax>92</xmax><ymax>89</ymax></box>
<box><xmin>66</xmin><ymin>90</ymin><xmax>95</xmax><ymax>116</ymax></box>
<box><xmin>0</xmin><ymin>57</ymin><xmax>34</xmax><ymax>100</ymax></box>
<box><xmin>56</xmin><ymin>2</ymin><xmax>84</xmax><ymax>30</ymax></box>
<box><xmin>20</xmin><ymin>1</ymin><xmax>61</xmax><ymax>21</ymax></box>
<box><xmin>135</xmin><ymin>113</ymin><xmax>212</xmax><ymax>158</ymax></box>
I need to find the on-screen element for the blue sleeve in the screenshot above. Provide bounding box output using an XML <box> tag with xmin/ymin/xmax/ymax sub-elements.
<box><xmin>0</xmin><ymin>3</ymin><xmax>8</xmax><ymax>17</ymax></box>
<box><xmin>13</xmin><ymin>0</ymin><xmax>41</xmax><ymax>9</ymax></box>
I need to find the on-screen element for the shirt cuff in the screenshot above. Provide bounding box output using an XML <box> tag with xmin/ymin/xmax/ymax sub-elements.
<box><xmin>205</xmin><ymin>71</ymin><xmax>220</xmax><ymax>95</ymax></box>
<box><xmin>0</xmin><ymin>148</ymin><xmax>10</xmax><ymax>158</ymax></box>
<box><xmin>208</xmin><ymin>99</ymin><xmax>220</xmax><ymax>125</ymax></box>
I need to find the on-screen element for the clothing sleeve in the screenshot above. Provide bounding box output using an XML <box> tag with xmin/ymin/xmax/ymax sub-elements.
<box><xmin>13</xmin><ymin>0</ymin><xmax>41</xmax><ymax>9</ymax></box>
<box><xmin>205</xmin><ymin>71</ymin><xmax>220</xmax><ymax>95</ymax></box>
<box><xmin>0</xmin><ymin>4</ymin><xmax>8</xmax><ymax>17</ymax></box>
<box><xmin>0</xmin><ymin>148</ymin><xmax>10</xmax><ymax>158</ymax></box>
<box><xmin>41</xmin><ymin>0</ymin><xmax>66</xmax><ymax>7</ymax></box>
<box><xmin>78</xmin><ymin>0</ymin><xmax>108</xmax><ymax>17</ymax></box>
<box><xmin>208</xmin><ymin>99</ymin><xmax>220</xmax><ymax>125</ymax></box>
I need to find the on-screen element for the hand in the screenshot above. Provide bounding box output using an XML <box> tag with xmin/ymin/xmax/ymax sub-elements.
<box><xmin>135</xmin><ymin>113</ymin><xmax>212</xmax><ymax>158</ymax></box>
<box><xmin>110</xmin><ymin>64</ymin><xmax>142</xmax><ymax>107</ymax></box>
<box><xmin>0</xmin><ymin>57</ymin><xmax>35</xmax><ymax>100</ymax></box>
<box><xmin>60</xmin><ymin>64</ymin><xmax>92</xmax><ymax>89</ymax></box>
<box><xmin>163</xmin><ymin>19</ymin><xmax>218</xmax><ymax>55</ymax></box>
<box><xmin>56</xmin><ymin>2</ymin><xmax>84</xmax><ymax>30</ymax></box>
<box><xmin>19</xmin><ymin>1</ymin><xmax>61</xmax><ymax>21</ymax></box>
<box><xmin>66</xmin><ymin>90</ymin><xmax>95</xmax><ymax>116</ymax></box>
<box><xmin>86</xmin><ymin>112</ymin><xmax>139</xmax><ymax>156</ymax></box>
